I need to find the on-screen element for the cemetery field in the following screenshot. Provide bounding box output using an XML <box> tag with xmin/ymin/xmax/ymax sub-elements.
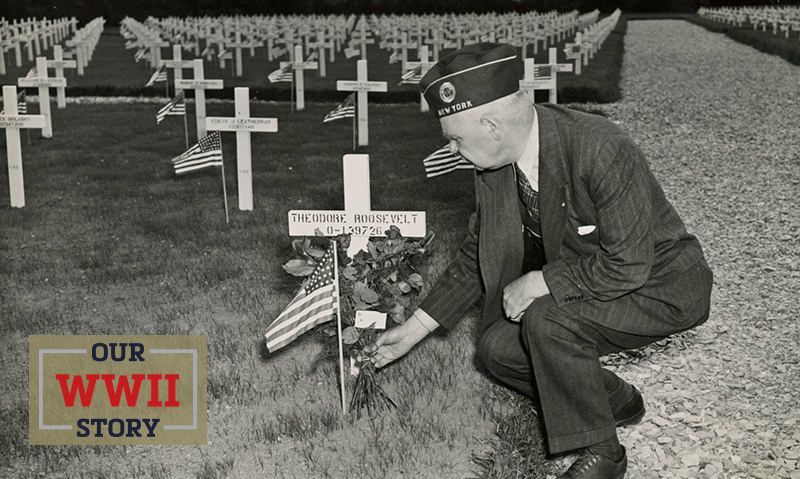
<box><xmin>0</xmin><ymin>19</ymin><xmax>626</xmax><ymax>103</ymax></box>
<box><xmin>0</xmin><ymin>100</ymin><xmax>552</xmax><ymax>478</ymax></box>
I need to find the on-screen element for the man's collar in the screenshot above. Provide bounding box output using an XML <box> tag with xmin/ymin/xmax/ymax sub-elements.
<box><xmin>515</xmin><ymin>106</ymin><xmax>539</xmax><ymax>184</ymax></box>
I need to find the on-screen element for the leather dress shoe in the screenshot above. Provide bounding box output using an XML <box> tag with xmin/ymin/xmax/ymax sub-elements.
<box><xmin>557</xmin><ymin>445</ymin><xmax>627</xmax><ymax>479</ymax></box>
<box><xmin>612</xmin><ymin>387</ymin><xmax>645</xmax><ymax>428</ymax></box>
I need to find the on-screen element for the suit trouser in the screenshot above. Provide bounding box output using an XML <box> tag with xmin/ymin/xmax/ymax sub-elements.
<box><xmin>476</xmin><ymin>260</ymin><xmax>713</xmax><ymax>454</ymax></box>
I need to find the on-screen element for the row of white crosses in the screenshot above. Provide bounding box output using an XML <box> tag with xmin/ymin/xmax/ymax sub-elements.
<box><xmin>0</xmin><ymin>17</ymin><xmax>77</xmax><ymax>74</ymax></box>
<box><xmin>564</xmin><ymin>10</ymin><xmax>621</xmax><ymax>76</ymax></box>
<box><xmin>63</xmin><ymin>18</ymin><xmax>105</xmax><ymax>76</ymax></box>
<box><xmin>699</xmin><ymin>6</ymin><xmax>800</xmax><ymax>39</ymax></box>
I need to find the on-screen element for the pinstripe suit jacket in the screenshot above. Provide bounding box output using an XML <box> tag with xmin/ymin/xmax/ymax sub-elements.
<box><xmin>420</xmin><ymin>104</ymin><xmax>709</xmax><ymax>335</ymax></box>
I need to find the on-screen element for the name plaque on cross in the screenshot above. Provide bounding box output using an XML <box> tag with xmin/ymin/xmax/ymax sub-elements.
<box><xmin>336</xmin><ymin>81</ymin><xmax>388</xmax><ymax>92</ymax></box>
<box><xmin>174</xmin><ymin>79</ymin><xmax>224</xmax><ymax>89</ymax></box>
<box><xmin>287</xmin><ymin>210</ymin><xmax>426</xmax><ymax>237</ymax></box>
<box><xmin>0</xmin><ymin>116</ymin><xmax>47</xmax><ymax>129</ymax></box>
<box><xmin>17</xmin><ymin>77</ymin><xmax>67</xmax><ymax>88</ymax></box>
<box><xmin>205</xmin><ymin>117</ymin><xmax>278</xmax><ymax>132</ymax></box>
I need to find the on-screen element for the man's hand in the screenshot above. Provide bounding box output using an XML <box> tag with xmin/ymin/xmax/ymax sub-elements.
<box><xmin>364</xmin><ymin>312</ymin><xmax>433</xmax><ymax>368</ymax></box>
<box><xmin>503</xmin><ymin>270</ymin><xmax>550</xmax><ymax>321</ymax></box>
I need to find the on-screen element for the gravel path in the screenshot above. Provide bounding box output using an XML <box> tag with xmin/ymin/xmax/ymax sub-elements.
<box><xmin>593</xmin><ymin>20</ymin><xmax>800</xmax><ymax>479</ymax></box>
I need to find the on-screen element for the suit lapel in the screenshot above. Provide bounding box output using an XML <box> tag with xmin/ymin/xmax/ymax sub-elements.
<box><xmin>477</xmin><ymin>166</ymin><xmax>523</xmax><ymax>296</ymax></box>
<box><xmin>535</xmin><ymin>105</ymin><xmax>569</xmax><ymax>262</ymax></box>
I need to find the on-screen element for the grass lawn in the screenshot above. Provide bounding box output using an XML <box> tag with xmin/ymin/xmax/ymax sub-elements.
<box><xmin>0</xmin><ymin>101</ymin><xmax>552</xmax><ymax>478</ymax></box>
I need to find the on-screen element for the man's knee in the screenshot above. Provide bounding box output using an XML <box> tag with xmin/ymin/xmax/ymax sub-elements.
<box><xmin>521</xmin><ymin>295</ymin><xmax>583</xmax><ymax>346</ymax></box>
<box><xmin>477</xmin><ymin>324</ymin><xmax>504</xmax><ymax>377</ymax></box>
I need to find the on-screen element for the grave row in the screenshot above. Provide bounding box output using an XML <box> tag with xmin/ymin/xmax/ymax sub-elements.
<box><xmin>563</xmin><ymin>9</ymin><xmax>621</xmax><ymax>76</ymax></box>
<box><xmin>0</xmin><ymin>16</ymin><xmax>105</xmax><ymax>77</ymax></box>
<box><xmin>699</xmin><ymin>6</ymin><xmax>800</xmax><ymax>39</ymax></box>
<box><xmin>121</xmin><ymin>10</ymin><xmax>606</xmax><ymax>81</ymax></box>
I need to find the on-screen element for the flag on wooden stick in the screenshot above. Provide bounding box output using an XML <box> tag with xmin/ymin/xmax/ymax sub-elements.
<box><xmin>265</xmin><ymin>243</ymin><xmax>340</xmax><ymax>352</ymax></box>
<box><xmin>423</xmin><ymin>144</ymin><xmax>472</xmax><ymax>178</ymax></box>
<box><xmin>171</xmin><ymin>131</ymin><xmax>223</xmax><ymax>175</ymax></box>
<box><xmin>323</xmin><ymin>93</ymin><xmax>355</xmax><ymax>123</ymax></box>
<box><xmin>156</xmin><ymin>91</ymin><xmax>186</xmax><ymax>124</ymax></box>
<box><xmin>145</xmin><ymin>64</ymin><xmax>168</xmax><ymax>87</ymax></box>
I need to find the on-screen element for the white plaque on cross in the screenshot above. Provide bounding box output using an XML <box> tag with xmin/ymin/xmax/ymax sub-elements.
<box><xmin>336</xmin><ymin>60</ymin><xmax>387</xmax><ymax>147</ymax></box>
<box><xmin>205</xmin><ymin>87</ymin><xmax>278</xmax><ymax>211</ymax></box>
<box><xmin>1</xmin><ymin>85</ymin><xmax>46</xmax><ymax>208</ymax></box>
<box><xmin>287</xmin><ymin>154</ymin><xmax>426</xmax><ymax>257</ymax></box>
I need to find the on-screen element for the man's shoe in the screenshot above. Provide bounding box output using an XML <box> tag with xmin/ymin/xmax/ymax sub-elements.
<box><xmin>612</xmin><ymin>387</ymin><xmax>645</xmax><ymax>428</ymax></box>
<box><xmin>557</xmin><ymin>446</ymin><xmax>627</xmax><ymax>479</ymax></box>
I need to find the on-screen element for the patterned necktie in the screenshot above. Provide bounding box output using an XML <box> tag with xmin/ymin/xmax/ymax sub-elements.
<box><xmin>515</xmin><ymin>164</ymin><xmax>540</xmax><ymax>220</ymax></box>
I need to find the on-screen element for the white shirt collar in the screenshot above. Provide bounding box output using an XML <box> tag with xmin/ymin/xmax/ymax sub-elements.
<box><xmin>515</xmin><ymin>107</ymin><xmax>539</xmax><ymax>189</ymax></box>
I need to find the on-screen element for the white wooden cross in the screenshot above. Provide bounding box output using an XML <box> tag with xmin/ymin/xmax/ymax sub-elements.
<box><xmin>1</xmin><ymin>85</ymin><xmax>46</xmax><ymax>208</ymax></box>
<box><xmin>564</xmin><ymin>32</ymin><xmax>584</xmax><ymax>75</ymax></box>
<box><xmin>543</xmin><ymin>47</ymin><xmax>573</xmax><ymax>104</ymax></box>
<box><xmin>18</xmin><ymin>57</ymin><xmax>65</xmax><ymax>138</ymax></box>
<box><xmin>280</xmin><ymin>45</ymin><xmax>318</xmax><ymax>112</ymax></box>
<box><xmin>0</xmin><ymin>37</ymin><xmax>7</xmax><ymax>75</ymax></box>
<box><xmin>174</xmin><ymin>59</ymin><xmax>224</xmax><ymax>140</ymax></box>
<box><xmin>287</xmin><ymin>154</ymin><xmax>426</xmax><ymax>257</ymax></box>
<box><xmin>47</xmin><ymin>45</ymin><xmax>77</xmax><ymax>109</ymax></box>
<box><xmin>404</xmin><ymin>45</ymin><xmax>436</xmax><ymax>113</ymax></box>
<box><xmin>226</xmin><ymin>31</ymin><xmax>258</xmax><ymax>77</ymax></box>
<box><xmin>519</xmin><ymin>57</ymin><xmax>556</xmax><ymax>104</ymax></box>
<box><xmin>396</xmin><ymin>31</ymin><xmax>415</xmax><ymax>73</ymax></box>
<box><xmin>336</xmin><ymin>60</ymin><xmax>387</xmax><ymax>147</ymax></box>
<box><xmin>205</xmin><ymin>87</ymin><xmax>278</xmax><ymax>211</ymax></box>
<box><xmin>161</xmin><ymin>45</ymin><xmax>194</xmax><ymax>92</ymax></box>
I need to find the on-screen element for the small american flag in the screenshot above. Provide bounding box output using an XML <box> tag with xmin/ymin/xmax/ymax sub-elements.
<box><xmin>272</xmin><ymin>46</ymin><xmax>288</xmax><ymax>59</ymax></box>
<box><xmin>25</xmin><ymin>67</ymin><xmax>37</xmax><ymax>79</ymax></box>
<box><xmin>1</xmin><ymin>91</ymin><xmax>27</xmax><ymax>115</ymax></box>
<box><xmin>400</xmin><ymin>65</ymin><xmax>423</xmax><ymax>85</ymax></box>
<box><xmin>344</xmin><ymin>46</ymin><xmax>359</xmax><ymax>59</ymax></box>
<box><xmin>145</xmin><ymin>64</ymin><xmax>168</xmax><ymax>87</ymax></box>
<box><xmin>156</xmin><ymin>91</ymin><xmax>186</xmax><ymax>124</ymax></box>
<box><xmin>323</xmin><ymin>93</ymin><xmax>355</xmax><ymax>123</ymax></box>
<box><xmin>201</xmin><ymin>45</ymin><xmax>214</xmax><ymax>57</ymax></box>
<box><xmin>534</xmin><ymin>65</ymin><xmax>553</xmax><ymax>79</ymax></box>
<box><xmin>134</xmin><ymin>48</ymin><xmax>147</xmax><ymax>63</ymax></box>
<box><xmin>423</xmin><ymin>144</ymin><xmax>473</xmax><ymax>178</ymax></box>
<box><xmin>171</xmin><ymin>131</ymin><xmax>223</xmax><ymax>175</ymax></box>
<box><xmin>219</xmin><ymin>48</ymin><xmax>232</xmax><ymax>60</ymax></box>
<box><xmin>265</xmin><ymin>243</ymin><xmax>340</xmax><ymax>353</ymax></box>
<box><xmin>388</xmin><ymin>50</ymin><xmax>401</xmax><ymax>64</ymax></box>
<box><xmin>268</xmin><ymin>64</ymin><xmax>293</xmax><ymax>83</ymax></box>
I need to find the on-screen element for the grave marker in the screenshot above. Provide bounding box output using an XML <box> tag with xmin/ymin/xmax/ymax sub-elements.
<box><xmin>18</xmin><ymin>57</ymin><xmax>65</xmax><ymax>138</ymax></box>
<box><xmin>336</xmin><ymin>60</ymin><xmax>387</xmax><ymax>146</ymax></box>
<box><xmin>1</xmin><ymin>85</ymin><xmax>46</xmax><ymax>208</ymax></box>
<box><xmin>47</xmin><ymin>45</ymin><xmax>77</xmax><ymax>109</ymax></box>
<box><xmin>288</xmin><ymin>154</ymin><xmax>426</xmax><ymax>256</ymax></box>
<box><xmin>205</xmin><ymin>87</ymin><xmax>278</xmax><ymax>211</ymax></box>
<box><xmin>174</xmin><ymin>59</ymin><xmax>224</xmax><ymax>140</ymax></box>
<box><xmin>279</xmin><ymin>45</ymin><xmax>318</xmax><ymax>111</ymax></box>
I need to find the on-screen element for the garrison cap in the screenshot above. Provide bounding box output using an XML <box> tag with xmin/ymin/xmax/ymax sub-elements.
<box><xmin>419</xmin><ymin>43</ymin><xmax>522</xmax><ymax>119</ymax></box>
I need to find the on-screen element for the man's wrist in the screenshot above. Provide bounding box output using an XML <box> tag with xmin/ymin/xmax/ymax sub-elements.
<box><xmin>411</xmin><ymin>308</ymin><xmax>439</xmax><ymax>334</ymax></box>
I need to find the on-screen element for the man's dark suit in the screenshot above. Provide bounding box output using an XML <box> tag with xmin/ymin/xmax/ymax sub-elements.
<box><xmin>420</xmin><ymin>103</ymin><xmax>713</xmax><ymax>453</ymax></box>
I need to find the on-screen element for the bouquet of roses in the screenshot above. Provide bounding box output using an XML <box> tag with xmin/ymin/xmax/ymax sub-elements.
<box><xmin>281</xmin><ymin>226</ymin><xmax>435</xmax><ymax>418</ymax></box>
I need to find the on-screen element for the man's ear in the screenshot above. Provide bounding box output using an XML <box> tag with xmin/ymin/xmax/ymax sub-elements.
<box><xmin>480</xmin><ymin>114</ymin><xmax>501</xmax><ymax>140</ymax></box>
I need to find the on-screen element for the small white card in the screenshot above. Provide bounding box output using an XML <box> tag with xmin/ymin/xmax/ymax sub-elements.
<box><xmin>354</xmin><ymin>310</ymin><xmax>387</xmax><ymax>330</ymax></box>
<box><xmin>578</xmin><ymin>225</ymin><xmax>597</xmax><ymax>236</ymax></box>
<box><xmin>350</xmin><ymin>355</ymin><xmax>361</xmax><ymax>377</ymax></box>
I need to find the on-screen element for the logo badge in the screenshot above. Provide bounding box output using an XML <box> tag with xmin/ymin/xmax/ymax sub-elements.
<box><xmin>439</xmin><ymin>82</ymin><xmax>456</xmax><ymax>103</ymax></box>
<box><xmin>29</xmin><ymin>335</ymin><xmax>207</xmax><ymax>445</ymax></box>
